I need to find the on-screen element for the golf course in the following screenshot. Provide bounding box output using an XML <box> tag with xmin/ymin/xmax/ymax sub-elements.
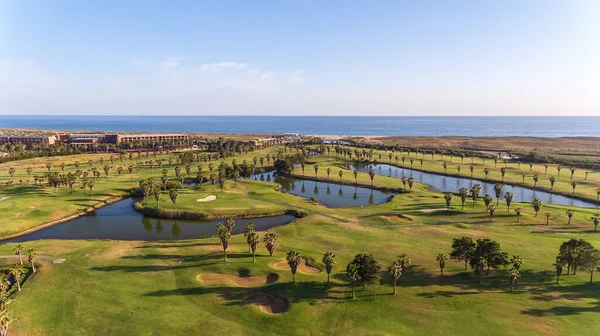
<box><xmin>1</xmin><ymin>144</ymin><xmax>600</xmax><ymax>335</ymax></box>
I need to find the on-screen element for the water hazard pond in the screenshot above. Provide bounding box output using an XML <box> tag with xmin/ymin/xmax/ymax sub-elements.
<box><xmin>5</xmin><ymin>198</ymin><xmax>296</xmax><ymax>243</ymax></box>
<box><xmin>253</xmin><ymin>171</ymin><xmax>392</xmax><ymax>207</ymax></box>
<box><xmin>351</xmin><ymin>163</ymin><xmax>599</xmax><ymax>208</ymax></box>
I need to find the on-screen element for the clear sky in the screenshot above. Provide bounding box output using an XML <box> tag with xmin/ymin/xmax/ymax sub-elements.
<box><xmin>1</xmin><ymin>0</ymin><xmax>599</xmax><ymax>116</ymax></box>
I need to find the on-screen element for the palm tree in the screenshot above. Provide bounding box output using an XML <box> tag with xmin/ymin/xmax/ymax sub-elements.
<box><xmin>500</xmin><ymin>167</ymin><xmax>507</xmax><ymax>182</ymax></box>
<box><xmin>488</xmin><ymin>205</ymin><xmax>496</xmax><ymax>221</ymax></box>
<box><xmin>338</xmin><ymin>170</ymin><xmax>344</xmax><ymax>183</ymax></box>
<box><xmin>247</xmin><ymin>232</ymin><xmax>260</xmax><ymax>262</ymax></box>
<box><xmin>13</xmin><ymin>245</ymin><xmax>24</xmax><ymax>265</ymax></box>
<box><xmin>353</xmin><ymin>170</ymin><xmax>358</xmax><ymax>184</ymax></box>
<box><xmin>545</xmin><ymin>212</ymin><xmax>552</xmax><ymax>225</ymax></box>
<box><xmin>322</xmin><ymin>252</ymin><xmax>336</xmax><ymax>285</ymax></box>
<box><xmin>458</xmin><ymin>188</ymin><xmax>469</xmax><ymax>209</ymax></box>
<box><xmin>532</xmin><ymin>199</ymin><xmax>543</xmax><ymax>217</ymax></box>
<box><xmin>346</xmin><ymin>263</ymin><xmax>361</xmax><ymax>300</ymax></box>
<box><xmin>565</xmin><ymin>210</ymin><xmax>574</xmax><ymax>225</ymax></box>
<box><xmin>556</xmin><ymin>166</ymin><xmax>562</xmax><ymax>176</ymax></box>
<box><xmin>388</xmin><ymin>260</ymin><xmax>402</xmax><ymax>295</ymax></box>
<box><xmin>532</xmin><ymin>174</ymin><xmax>539</xmax><ymax>188</ymax></box>
<box><xmin>544</xmin><ymin>164</ymin><xmax>549</xmax><ymax>174</ymax></box>
<box><xmin>368</xmin><ymin>169</ymin><xmax>375</xmax><ymax>186</ymax></box>
<box><xmin>243</xmin><ymin>222</ymin><xmax>256</xmax><ymax>252</ymax></box>
<box><xmin>585</xmin><ymin>172</ymin><xmax>590</xmax><ymax>180</ymax></box>
<box><xmin>529</xmin><ymin>163</ymin><xmax>533</xmax><ymax>171</ymax></box>
<box><xmin>401</xmin><ymin>176</ymin><xmax>407</xmax><ymax>190</ymax></box>
<box><xmin>571</xmin><ymin>181</ymin><xmax>577</xmax><ymax>195</ymax></box>
<box><xmin>216</xmin><ymin>223</ymin><xmax>231</xmax><ymax>261</ymax></box>
<box><xmin>469</xmin><ymin>165</ymin><xmax>475</xmax><ymax>177</ymax></box>
<box><xmin>591</xmin><ymin>214</ymin><xmax>600</xmax><ymax>232</ymax></box>
<box><xmin>549</xmin><ymin>176</ymin><xmax>556</xmax><ymax>191</ymax></box>
<box><xmin>407</xmin><ymin>177</ymin><xmax>415</xmax><ymax>191</ymax></box>
<box><xmin>169</xmin><ymin>189</ymin><xmax>179</xmax><ymax>209</ymax></box>
<box><xmin>152</xmin><ymin>186</ymin><xmax>161</xmax><ymax>208</ymax></box>
<box><xmin>493</xmin><ymin>183</ymin><xmax>503</xmax><ymax>205</ymax></box>
<box><xmin>508</xmin><ymin>268</ymin><xmax>520</xmax><ymax>293</ymax></box>
<box><xmin>87</xmin><ymin>181</ymin><xmax>95</xmax><ymax>196</ymax></box>
<box><xmin>483</xmin><ymin>168</ymin><xmax>490</xmax><ymax>178</ymax></box>
<box><xmin>436</xmin><ymin>253</ymin><xmax>448</xmax><ymax>281</ymax></box>
<box><xmin>27</xmin><ymin>248</ymin><xmax>37</xmax><ymax>273</ymax></box>
<box><xmin>444</xmin><ymin>192</ymin><xmax>453</xmax><ymax>210</ymax></box>
<box><xmin>286</xmin><ymin>250</ymin><xmax>302</xmax><ymax>283</ymax></box>
<box><xmin>443</xmin><ymin>162</ymin><xmax>448</xmax><ymax>174</ymax></box>
<box><xmin>514</xmin><ymin>207</ymin><xmax>523</xmax><ymax>222</ymax></box>
<box><xmin>570</xmin><ymin>167</ymin><xmax>576</xmax><ymax>179</ymax></box>
<box><xmin>9</xmin><ymin>265</ymin><xmax>26</xmax><ymax>291</ymax></box>
<box><xmin>326</xmin><ymin>167</ymin><xmax>331</xmax><ymax>181</ymax></box>
<box><xmin>263</xmin><ymin>231</ymin><xmax>280</xmax><ymax>256</ymax></box>
<box><xmin>0</xmin><ymin>275</ymin><xmax>9</xmax><ymax>294</ymax></box>
<box><xmin>504</xmin><ymin>192</ymin><xmax>514</xmax><ymax>212</ymax></box>
<box><xmin>313</xmin><ymin>164</ymin><xmax>319</xmax><ymax>178</ymax></box>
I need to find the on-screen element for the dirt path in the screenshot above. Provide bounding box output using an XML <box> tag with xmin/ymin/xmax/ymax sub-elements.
<box><xmin>0</xmin><ymin>255</ymin><xmax>67</xmax><ymax>264</ymax></box>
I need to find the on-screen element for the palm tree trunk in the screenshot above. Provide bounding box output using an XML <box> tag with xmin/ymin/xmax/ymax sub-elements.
<box><xmin>223</xmin><ymin>250</ymin><xmax>227</xmax><ymax>262</ymax></box>
<box><xmin>590</xmin><ymin>269</ymin><xmax>594</xmax><ymax>283</ymax></box>
<box><xmin>510</xmin><ymin>281</ymin><xmax>514</xmax><ymax>293</ymax></box>
<box><xmin>31</xmin><ymin>261</ymin><xmax>36</xmax><ymax>273</ymax></box>
<box><xmin>440</xmin><ymin>268</ymin><xmax>444</xmax><ymax>281</ymax></box>
<box><xmin>556</xmin><ymin>274</ymin><xmax>560</xmax><ymax>284</ymax></box>
<box><xmin>393</xmin><ymin>280</ymin><xmax>397</xmax><ymax>295</ymax></box>
<box><xmin>19</xmin><ymin>253</ymin><xmax>22</xmax><ymax>265</ymax></box>
<box><xmin>464</xmin><ymin>259</ymin><xmax>468</xmax><ymax>270</ymax></box>
<box><xmin>292</xmin><ymin>273</ymin><xmax>296</xmax><ymax>284</ymax></box>
<box><xmin>17</xmin><ymin>277</ymin><xmax>21</xmax><ymax>291</ymax></box>
<box><xmin>352</xmin><ymin>285</ymin><xmax>356</xmax><ymax>300</ymax></box>
<box><xmin>327</xmin><ymin>272</ymin><xmax>330</xmax><ymax>285</ymax></box>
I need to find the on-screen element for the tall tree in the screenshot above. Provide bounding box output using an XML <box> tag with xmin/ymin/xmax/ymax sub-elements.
<box><xmin>216</xmin><ymin>223</ymin><xmax>231</xmax><ymax>262</ymax></box>
<box><xmin>27</xmin><ymin>248</ymin><xmax>37</xmax><ymax>273</ymax></box>
<box><xmin>243</xmin><ymin>222</ymin><xmax>256</xmax><ymax>252</ymax></box>
<box><xmin>450</xmin><ymin>237</ymin><xmax>476</xmax><ymax>270</ymax></box>
<box><xmin>368</xmin><ymin>169</ymin><xmax>375</xmax><ymax>186</ymax></box>
<box><xmin>346</xmin><ymin>263</ymin><xmax>361</xmax><ymax>300</ymax></box>
<box><xmin>8</xmin><ymin>265</ymin><xmax>25</xmax><ymax>291</ymax></box>
<box><xmin>13</xmin><ymin>245</ymin><xmax>24</xmax><ymax>265</ymax></box>
<box><xmin>247</xmin><ymin>232</ymin><xmax>260</xmax><ymax>263</ymax></box>
<box><xmin>169</xmin><ymin>189</ymin><xmax>179</xmax><ymax>209</ymax></box>
<box><xmin>388</xmin><ymin>260</ymin><xmax>402</xmax><ymax>295</ymax></box>
<box><xmin>565</xmin><ymin>210</ymin><xmax>574</xmax><ymax>225</ymax></box>
<box><xmin>508</xmin><ymin>268</ymin><xmax>520</xmax><ymax>293</ymax></box>
<box><xmin>553</xmin><ymin>255</ymin><xmax>566</xmax><ymax>284</ymax></box>
<box><xmin>504</xmin><ymin>192</ymin><xmax>514</xmax><ymax>212</ymax></box>
<box><xmin>350</xmin><ymin>253</ymin><xmax>380</xmax><ymax>291</ymax></box>
<box><xmin>286</xmin><ymin>250</ymin><xmax>302</xmax><ymax>283</ymax></box>
<box><xmin>263</xmin><ymin>232</ymin><xmax>280</xmax><ymax>256</ymax></box>
<box><xmin>493</xmin><ymin>183</ymin><xmax>503</xmax><ymax>205</ymax></box>
<box><xmin>443</xmin><ymin>192</ymin><xmax>453</xmax><ymax>210</ymax></box>
<box><xmin>322</xmin><ymin>252</ymin><xmax>336</xmax><ymax>286</ymax></box>
<box><xmin>532</xmin><ymin>199</ymin><xmax>543</xmax><ymax>217</ymax></box>
<box><xmin>458</xmin><ymin>188</ymin><xmax>469</xmax><ymax>209</ymax></box>
<box><xmin>579</xmin><ymin>248</ymin><xmax>600</xmax><ymax>283</ymax></box>
<box><xmin>549</xmin><ymin>176</ymin><xmax>556</xmax><ymax>191</ymax></box>
<box><xmin>514</xmin><ymin>207</ymin><xmax>523</xmax><ymax>222</ymax></box>
<box><xmin>591</xmin><ymin>214</ymin><xmax>600</xmax><ymax>232</ymax></box>
<box><xmin>436</xmin><ymin>253</ymin><xmax>448</xmax><ymax>281</ymax></box>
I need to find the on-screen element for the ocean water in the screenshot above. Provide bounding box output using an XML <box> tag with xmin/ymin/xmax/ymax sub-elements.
<box><xmin>0</xmin><ymin>115</ymin><xmax>599</xmax><ymax>137</ymax></box>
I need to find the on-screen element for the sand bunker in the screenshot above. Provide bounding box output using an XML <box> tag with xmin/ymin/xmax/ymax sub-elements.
<box><xmin>0</xmin><ymin>196</ymin><xmax>10</xmax><ymax>202</ymax></box>
<box><xmin>273</xmin><ymin>258</ymin><xmax>321</xmax><ymax>274</ymax></box>
<box><xmin>244</xmin><ymin>292</ymin><xmax>287</xmax><ymax>314</ymax></box>
<box><xmin>420</xmin><ymin>208</ymin><xmax>449</xmax><ymax>213</ymax></box>
<box><xmin>382</xmin><ymin>214</ymin><xmax>412</xmax><ymax>222</ymax></box>
<box><xmin>197</xmin><ymin>273</ymin><xmax>279</xmax><ymax>287</ymax></box>
<box><xmin>196</xmin><ymin>195</ymin><xmax>217</xmax><ymax>202</ymax></box>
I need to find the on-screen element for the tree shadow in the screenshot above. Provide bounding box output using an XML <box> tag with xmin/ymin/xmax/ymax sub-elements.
<box><xmin>522</xmin><ymin>282</ymin><xmax>600</xmax><ymax>316</ymax></box>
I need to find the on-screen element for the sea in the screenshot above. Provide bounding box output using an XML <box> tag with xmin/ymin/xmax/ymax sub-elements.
<box><xmin>0</xmin><ymin>115</ymin><xmax>599</xmax><ymax>137</ymax></box>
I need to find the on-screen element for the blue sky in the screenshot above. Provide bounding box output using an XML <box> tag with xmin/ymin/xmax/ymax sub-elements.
<box><xmin>1</xmin><ymin>0</ymin><xmax>599</xmax><ymax>115</ymax></box>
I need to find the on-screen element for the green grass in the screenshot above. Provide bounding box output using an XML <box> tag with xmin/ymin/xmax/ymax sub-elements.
<box><xmin>2</xmin><ymin>146</ymin><xmax>600</xmax><ymax>335</ymax></box>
